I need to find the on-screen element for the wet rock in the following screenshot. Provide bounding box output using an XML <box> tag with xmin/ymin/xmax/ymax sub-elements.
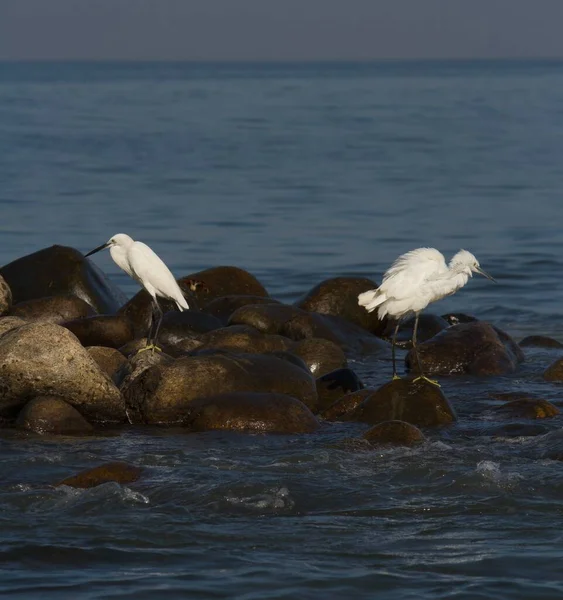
<box><xmin>10</xmin><ymin>295</ymin><xmax>96</xmax><ymax>324</ymax></box>
<box><xmin>266</xmin><ymin>351</ymin><xmax>310</xmax><ymax>372</ymax></box>
<box><xmin>184</xmin><ymin>392</ymin><xmax>320</xmax><ymax>434</ymax></box>
<box><xmin>157</xmin><ymin>311</ymin><xmax>223</xmax><ymax>349</ymax></box>
<box><xmin>519</xmin><ymin>335</ymin><xmax>563</xmax><ymax>349</ymax></box>
<box><xmin>204</xmin><ymin>295</ymin><xmax>281</xmax><ymax>325</ymax></box>
<box><xmin>492</xmin><ymin>399</ymin><xmax>559</xmax><ymax>419</ymax></box>
<box><xmin>117</xmin><ymin>348</ymin><xmax>175</xmax><ymax>392</ymax></box>
<box><xmin>0</xmin><ymin>316</ymin><xmax>26</xmax><ymax>337</ymax></box>
<box><xmin>63</xmin><ymin>315</ymin><xmax>134</xmax><ymax>348</ymax></box>
<box><xmin>488</xmin><ymin>423</ymin><xmax>551</xmax><ymax>438</ymax></box>
<box><xmin>87</xmin><ymin>346</ymin><xmax>128</xmax><ymax>383</ymax></box>
<box><xmin>178</xmin><ymin>266</ymin><xmax>269</xmax><ymax>306</ymax></box>
<box><xmin>406</xmin><ymin>321</ymin><xmax>524</xmax><ymax>377</ymax></box>
<box><xmin>56</xmin><ymin>462</ymin><xmax>142</xmax><ymax>489</ymax></box>
<box><xmin>543</xmin><ymin>358</ymin><xmax>563</xmax><ymax>382</ymax></box>
<box><xmin>0</xmin><ymin>323</ymin><xmax>124</xmax><ymax>422</ymax></box>
<box><xmin>290</xmin><ymin>338</ymin><xmax>347</xmax><ymax>377</ymax></box>
<box><xmin>123</xmin><ymin>352</ymin><xmax>318</xmax><ymax>424</ymax></box>
<box><xmin>192</xmin><ymin>326</ymin><xmax>291</xmax><ymax>355</ymax></box>
<box><xmin>0</xmin><ymin>244</ymin><xmax>127</xmax><ymax>313</ymax></box>
<box><xmin>315</xmin><ymin>368</ymin><xmax>363</xmax><ymax>413</ymax></box>
<box><xmin>353</xmin><ymin>379</ymin><xmax>456</xmax><ymax>427</ymax></box>
<box><xmin>320</xmin><ymin>389</ymin><xmax>375</xmax><ymax>421</ymax></box>
<box><xmin>441</xmin><ymin>313</ymin><xmax>478</xmax><ymax>325</ymax></box>
<box><xmin>295</xmin><ymin>276</ymin><xmax>387</xmax><ymax>336</ymax></box>
<box><xmin>363</xmin><ymin>420</ymin><xmax>425</xmax><ymax>446</ymax></box>
<box><xmin>0</xmin><ymin>274</ymin><xmax>11</xmax><ymax>316</ymax></box>
<box><xmin>16</xmin><ymin>396</ymin><xmax>93</xmax><ymax>435</ymax></box>
<box><xmin>384</xmin><ymin>314</ymin><xmax>449</xmax><ymax>349</ymax></box>
<box><xmin>489</xmin><ymin>391</ymin><xmax>537</xmax><ymax>402</ymax></box>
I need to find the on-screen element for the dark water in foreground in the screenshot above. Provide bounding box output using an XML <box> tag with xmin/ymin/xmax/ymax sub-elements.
<box><xmin>1</xmin><ymin>61</ymin><xmax>563</xmax><ymax>598</ymax></box>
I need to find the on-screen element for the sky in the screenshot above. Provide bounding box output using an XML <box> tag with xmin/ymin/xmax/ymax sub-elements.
<box><xmin>1</xmin><ymin>0</ymin><xmax>562</xmax><ymax>61</ymax></box>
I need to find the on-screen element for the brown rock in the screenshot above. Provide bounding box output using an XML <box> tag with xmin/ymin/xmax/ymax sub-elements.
<box><xmin>193</xmin><ymin>326</ymin><xmax>291</xmax><ymax>355</ymax></box>
<box><xmin>0</xmin><ymin>244</ymin><xmax>126</xmax><ymax>313</ymax></box>
<box><xmin>16</xmin><ymin>396</ymin><xmax>93</xmax><ymax>435</ymax></box>
<box><xmin>519</xmin><ymin>335</ymin><xmax>563</xmax><ymax>349</ymax></box>
<box><xmin>117</xmin><ymin>347</ymin><xmax>175</xmax><ymax>392</ymax></box>
<box><xmin>543</xmin><ymin>358</ymin><xmax>563</xmax><ymax>382</ymax></box>
<box><xmin>290</xmin><ymin>338</ymin><xmax>347</xmax><ymax>377</ymax></box>
<box><xmin>320</xmin><ymin>389</ymin><xmax>375</xmax><ymax>421</ymax></box>
<box><xmin>204</xmin><ymin>295</ymin><xmax>281</xmax><ymax>325</ymax></box>
<box><xmin>0</xmin><ymin>322</ymin><xmax>124</xmax><ymax>422</ymax></box>
<box><xmin>0</xmin><ymin>274</ymin><xmax>11</xmax><ymax>316</ymax></box>
<box><xmin>10</xmin><ymin>295</ymin><xmax>96</xmax><ymax>324</ymax></box>
<box><xmin>87</xmin><ymin>346</ymin><xmax>128</xmax><ymax>382</ymax></box>
<box><xmin>56</xmin><ymin>462</ymin><xmax>142</xmax><ymax>488</ymax></box>
<box><xmin>406</xmin><ymin>321</ymin><xmax>523</xmax><ymax>377</ymax></box>
<box><xmin>295</xmin><ymin>277</ymin><xmax>387</xmax><ymax>335</ymax></box>
<box><xmin>492</xmin><ymin>399</ymin><xmax>559</xmax><ymax>419</ymax></box>
<box><xmin>184</xmin><ymin>392</ymin><xmax>320</xmax><ymax>433</ymax></box>
<box><xmin>63</xmin><ymin>315</ymin><xmax>134</xmax><ymax>348</ymax></box>
<box><xmin>353</xmin><ymin>378</ymin><xmax>456</xmax><ymax>427</ymax></box>
<box><xmin>315</xmin><ymin>368</ymin><xmax>363</xmax><ymax>413</ymax></box>
<box><xmin>123</xmin><ymin>351</ymin><xmax>318</xmax><ymax>424</ymax></box>
<box><xmin>363</xmin><ymin>420</ymin><xmax>425</xmax><ymax>446</ymax></box>
<box><xmin>157</xmin><ymin>311</ymin><xmax>222</xmax><ymax>348</ymax></box>
<box><xmin>0</xmin><ymin>316</ymin><xmax>26</xmax><ymax>337</ymax></box>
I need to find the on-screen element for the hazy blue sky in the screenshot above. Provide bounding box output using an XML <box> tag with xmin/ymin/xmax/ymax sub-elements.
<box><xmin>1</xmin><ymin>0</ymin><xmax>562</xmax><ymax>61</ymax></box>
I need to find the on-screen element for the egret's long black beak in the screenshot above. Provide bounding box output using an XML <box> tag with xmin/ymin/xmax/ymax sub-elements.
<box><xmin>475</xmin><ymin>266</ymin><xmax>496</xmax><ymax>283</ymax></box>
<box><xmin>85</xmin><ymin>242</ymin><xmax>109</xmax><ymax>257</ymax></box>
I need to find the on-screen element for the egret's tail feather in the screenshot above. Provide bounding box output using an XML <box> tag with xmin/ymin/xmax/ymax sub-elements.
<box><xmin>175</xmin><ymin>294</ymin><xmax>189</xmax><ymax>311</ymax></box>
<box><xmin>358</xmin><ymin>289</ymin><xmax>386</xmax><ymax>313</ymax></box>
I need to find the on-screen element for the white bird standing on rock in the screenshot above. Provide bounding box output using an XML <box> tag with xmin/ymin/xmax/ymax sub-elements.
<box><xmin>85</xmin><ymin>233</ymin><xmax>189</xmax><ymax>352</ymax></box>
<box><xmin>358</xmin><ymin>248</ymin><xmax>495</xmax><ymax>385</ymax></box>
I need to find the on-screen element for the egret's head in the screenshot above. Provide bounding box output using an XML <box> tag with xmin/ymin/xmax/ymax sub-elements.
<box><xmin>85</xmin><ymin>233</ymin><xmax>134</xmax><ymax>257</ymax></box>
<box><xmin>450</xmin><ymin>249</ymin><xmax>495</xmax><ymax>282</ymax></box>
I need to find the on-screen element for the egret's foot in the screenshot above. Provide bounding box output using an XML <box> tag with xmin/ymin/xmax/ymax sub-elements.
<box><xmin>136</xmin><ymin>344</ymin><xmax>162</xmax><ymax>355</ymax></box>
<box><xmin>392</xmin><ymin>374</ymin><xmax>402</xmax><ymax>381</ymax></box>
<box><xmin>413</xmin><ymin>375</ymin><xmax>441</xmax><ymax>387</ymax></box>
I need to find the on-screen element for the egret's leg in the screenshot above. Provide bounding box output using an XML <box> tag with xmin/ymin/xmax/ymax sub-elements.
<box><xmin>137</xmin><ymin>298</ymin><xmax>163</xmax><ymax>354</ymax></box>
<box><xmin>411</xmin><ymin>312</ymin><xmax>440</xmax><ymax>387</ymax></box>
<box><xmin>152</xmin><ymin>299</ymin><xmax>164</xmax><ymax>346</ymax></box>
<box><xmin>391</xmin><ymin>320</ymin><xmax>401</xmax><ymax>380</ymax></box>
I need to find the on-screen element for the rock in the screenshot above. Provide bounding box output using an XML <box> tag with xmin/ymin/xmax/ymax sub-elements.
<box><xmin>179</xmin><ymin>266</ymin><xmax>269</xmax><ymax>306</ymax></box>
<box><xmin>315</xmin><ymin>368</ymin><xmax>363</xmax><ymax>413</ymax></box>
<box><xmin>117</xmin><ymin>347</ymin><xmax>175</xmax><ymax>391</ymax></box>
<box><xmin>543</xmin><ymin>358</ymin><xmax>563</xmax><ymax>382</ymax></box>
<box><xmin>363</xmin><ymin>420</ymin><xmax>425</xmax><ymax>446</ymax></box>
<box><xmin>441</xmin><ymin>313</ymin><xmax>478</xmax><ymax>325</ymax></box>
<box><xmin>10</xmin><ymin>295</ymin><xmax>96</xmax><ymax>324</ymax></box>
<box><xmin>320</xmin><ymin>389</ymin><xmax>375</xmax><ymax>421</ymax></box>
<box><xmin>353</xmin><ymin>379</ymin><xmax>456</xmax><ymax>427</ymax></box>
<box><xmin>0</xmin><ymin>323</ymin><xmax>124</xmax><ymax>422</ymax></box>
<box><xmin>63</xmin><ymin>315</ymin><xmax>134</xmax><ymax>348</ymax></box>
<box><xmin>157</xmin><ymin>311</ymin><xmax>223</xmax><ymax>348</ymax></box>
<box><xmin>0</xmin><ymin>316</ymin><xmax>26</xmax><ymax>337</ymax></box>
<box><xmin>16</xmin><ymin>396</ymin><xmax>93</xmax><ymax>435</ymax></box>
<box><xmin>492</xmin><ymin>399</ymin><xmax>559</xmax><ymax>419</ymax></box>
<box><xmin>184</xmin><ymin>392</ymin><xmax>320</xmax><ymax>434</ymax></box>
<box><xmin>265</xmin><ymin>351</ymin><xmax>310</xmax><ymax>372</ymax></box>
<box><xmin>204</xmin><ymin>295</ymin><xmax>281</xmax><ymax>325</ymax></box>
<box><xmin>56</xmin><ymin>462</ymin><xmax>142</xmax><ymax>488</ymax></box>
<box><xmin>519</xmin><ymin>335</ymin><xmax>563</xmax><ymax>349</ymax></box>
<box><xmin>0</xmin><ymin>244</ymin><xmax>127</xmax><ymax>313</ymax></box>
<box><xmin>406</xmin><ymin>321</ymin><xmax>524</xmax><ymax>377</ymax></box>
<box><xmin>87</xmin><ymin>346</ymin><xmax>128</xmax><ymax>383</ymax></box>
<box><xmin>489</xmin><ymin>391</ymin><xmax>537</xmax><ymax>402</ymax></box>
<box><xmin>0</xmin><ymin>274</ymin><xmax>11</xmax><ymax>315</ymax></box>
<box><xmin>384</xmin><ymin>314</ymin><xmax>449</xmax><ymax>349</ymax></box>
<box><xmin>290</xmin><ymin>338</ymin><xmax>347</xmax><ymax>377</ymax></box>
<box><xmin>123</xmin><ymin>351</ymin><xmax>318</xmax><ymax>424</ymax></box>
<box><xmin>488</xmin><ymin>423</ymin><xmax>551</xmax><ymax>438</ymax></box>
<box><xmin>193</xmin><ymin>326</ymin><xmax>291</xmax><ymax>355</ymax></box>
<box><xmin>295</xmin><ymin>277</ymin><xmax>387</xmax><ymax>335</ymax></box>
<box><xmin>228</xmin><ymin>303</ymin><xmax>387</xmax><ymax>355</ymax></box>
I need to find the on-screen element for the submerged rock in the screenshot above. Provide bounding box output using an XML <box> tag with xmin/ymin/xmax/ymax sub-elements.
<box><xmin>315</xmin><ymin>368</ymin><xmax>363</xmax><ymax>413</ymax></box>
<box><xmin>184</xmin><ymin>392</ymin><xmax>320</xmax><ymax>434</ymax></box>
<box><xmin>0</xmin><ymin>322</ymin><xmax>124</xmax><ymax>422</ymax></box>
<box><xmin>63</xmin><ymin>315</ymin><xmax>134</xmax><ymax>348</ymax></box>
<box><xmin>16</xmin><ymin>396</ymin><xmax>93</xmax><ymax>435</ymax></box>
<box><xmin>0</xmin><ymin>245</ymin><xmax>126</xmax><ymax>313</ymax></box>
<box><xmin>363</xmin><ymin>420</ymin><xmax>425</xmax><ymax>446</ymax></box>
<box><xmin>295</xmin><ymin>276</ymin><xmax>387</xmax><ymax>335</ymax></box>
<box><xmin>56</xmin><ymin>462</ymin><xmax>142</xmax><ymax>488</ymax></box>
<box><xmin>519</xmin><ymin>335</ymin><xmax>563</xmax><ymax>349</ymax></box>
<box><xmin>0</xmin><ymin>274</ymin><xmax>12</xmax><ymax>316</ymax></box>
<box><xmin>123</xmin><ymin>351</ymin><xmax>318</xmax><ymax>424</ymax></box>
<box><xmin>543</xmin><ymin>358</ymin><xmax>563</xmax><ymax>382</ymax></box>
<box><xmin>10</xmin><ymin>295</ymin><xmax>96</xmax><ymax>324</ymax></box>
<box><xmin>353</xmin><ymin>379</ymin><xmax>456</xmax><ymax>427</ymax></box>
<box><xmin>492</xmin><ymin>399</ymin><xmax>559</xmax><ymax>419</ymax></box>
<box><xmin>406</xmin><ymin>321</ymin><xmax>523</xmax><ymax>376</ymax></box>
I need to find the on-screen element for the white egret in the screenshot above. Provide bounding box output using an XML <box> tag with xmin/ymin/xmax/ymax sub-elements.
<box><xmin>358</xmin><ymin>248</ymin><xmax>495</xmax><ymax>385</ymax></box>
<box><xmin>85</xmin><ymin>233</ymin><xmax>189</xmax><ymax>351</ymax></box>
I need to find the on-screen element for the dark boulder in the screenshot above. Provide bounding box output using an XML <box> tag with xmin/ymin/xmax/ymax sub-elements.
<box><xmin>320</xmin><ymin>389</ymin><xmax>375</xmax><ymax>421</ymax></box>
<box><xmin>10</xmin><ymin>295</ymin><xmax>96</xmax><ymax>324</ymax></box>
<box><xmin>315</xmin><ymin>368</ymin><xmax>363</xmax><ymax>413</ymax></box>
<box><xmin>290</xmin><ymin>338</ymin><xmax>347</xmax><ymax>377</ymax></box>
<box><xmin>384</xmin><ymin>314</ymin><xmax>449</xmax><ymax>349</ymax></box>
<box><xmin>204</xmin><ymin>295</ymin><xmax>281</xmax><ymax>325</ymax></box>
<box><xmin>87</xmin><ymin>346</ymin><xmax>128</xmax><ymax>383</ymax></box>
<box><xmin>56</xmin><ymin>462</ymin><xmax>142</xmax><ymax>488</ymax></box>
<box><xmin>492</xmin><ymin>399</ymin><xmax>559</xmax><ymax>419</ymax></box>
<box><xmin>363</xmin><ymin>420</ymin><xmax>425</xmax><ymax>446</ymax></box>
<box><xmin>16</xmin><ymin>396</ymin><xmax>93</xmax><ymax>435</ymax></box>
<box><xmin>63</xmin><ymin>315</ymin><xmax>134</xmax><ymax>348</ymax></box>
<box><xmin>519</xmin><ymin>335</ymin><xmax>563</xmax><ymax>349</ymax></box>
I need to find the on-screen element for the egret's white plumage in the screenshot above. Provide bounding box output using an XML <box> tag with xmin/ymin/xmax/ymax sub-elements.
<box><xmin>359</xmin><ymin>247</ymin><xmax>495</xmax><ymax>382</ymax></box>
<box><xmin>85</xmin><ymin>233</ymin><xmax>188</xmax><ymax>349</ymax></box>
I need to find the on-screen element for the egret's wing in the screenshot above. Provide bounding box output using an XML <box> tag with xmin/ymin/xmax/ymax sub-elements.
<box><xmin>128</xmin><ymin>242</ymin><xmax>182</xmax><ymax>301</ymax></box>
<box><xmin>380</xmin><ymin>248</ymin><xmax>447</xmax><ymax>301</ymax></box>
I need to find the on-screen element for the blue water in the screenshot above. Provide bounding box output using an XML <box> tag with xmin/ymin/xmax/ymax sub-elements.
<box><xmin>1</xmin><ymin>60</ymin><xmax>563</xmax><ymax>599</ymax></box>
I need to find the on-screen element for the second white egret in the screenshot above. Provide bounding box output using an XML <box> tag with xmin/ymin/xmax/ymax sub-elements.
<box><xmin>85</xmin><ymin>233</ymin><xmax>189</xmax><ymax>351</ymax></box>
<box><xmin>358</xmin><ymin>248</ymin><xmax>495</xmax><ymax>385</ymax></box>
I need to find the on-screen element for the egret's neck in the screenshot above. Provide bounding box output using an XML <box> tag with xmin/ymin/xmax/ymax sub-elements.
<box><xmin>438</xmin><ymin>268</ymin><xmax>471</xmax><ymax>296</ymax></box>
<box><xmin>109</xmin><ymin>245</ymin><xmax>131</xmax><ymax>274</ymax></box>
